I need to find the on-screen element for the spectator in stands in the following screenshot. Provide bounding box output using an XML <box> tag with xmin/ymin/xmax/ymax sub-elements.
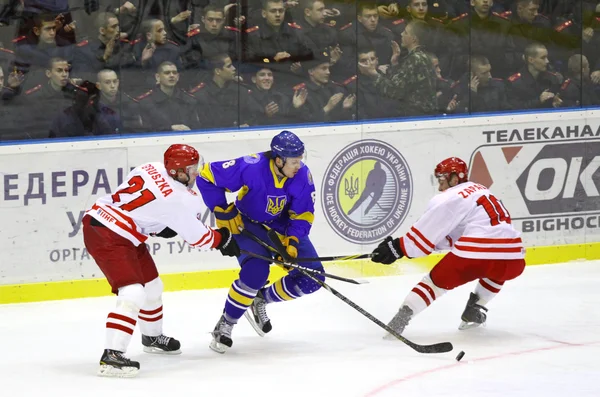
<box><xmin>94</xmin><ymin>68</ymin><xmax>144</xmax><ymax>133</ymax></box>
<box><xmin>506</xmin><ymin>0</ymin><xmax>557</xmax><ymax>71</ymax></box>
<box><xmin>13</xmin><ymin>13</ymin><xmax>73</xmax><ymax>82</ymax></box>
<box><xmin>365</xmin><ymin>20</ymin><xmax>437</xmax><ymax>117</ymax></box>
<box><xmin>558</xmin><ymin>54</ymin><xmax>600</xmax><ymax>107</ymax></box>
<box><xmin>71</xmin><ymin>12</ymin><xmax>135</xmax><ymax>81</ymax></box>
<box><xmin>452</xmin><ymin>55</ymin><xmax>509</xmax><ymax>113</ymax></box>
<box><xmin>191</xmin><ymin>53</ymin><xmax>241</xmax><ymax>129</ymax></box>
<box><xmin>129</xmin><ymin>19</ymin><xmax>184</xmax><ymax>94</ymax></box>
<box><xmin>137</xmin><ymin>61</ymin><xmax>199</xmax><ymax>132</ymax></box>
<box><xmin>506</xmin><ymin>42</ymin><xmax>562</xmax><ymax>109</ymax></box>
<box><xmin>293</xmin><ymin>50</ymin><xmax>356</xmax><ymax>123</ymax></box>
<box><xmin>0</xmin><ymin>47</ymin><xmax>24</xmax><ymax>101</ymax></box>
<box><xmin>447</xmin><ymin>0</ymin><xmax>514</xmax><ymax>79</ymax></box>
<box><xmin>16</xmin><ymin>56</ymin><xmax>77</xmax><ymax>139</ymax></box>
<box><xmin>388</xmin><ymin>0</ymin><xmax>448</xmax><ymax>73</ymax></box>
<box><xmin>0</xmin><ymin>61</ymin><xmax>24</xmax><ymax>140</ymax></box>
<box><xmin>296</xmin><ymin>0</ymin><xmax>339</xmax><ymax>52</ymax></box>
<box><xmin>240</xmin><ymin>65</ymin><xmax>305</xmax><ymax>126</ymax></box>
<box><xmin>243</xmin><ymin>0</ymin><xmax>316</xmax><ymax>84</ymax></box>
<box><xmin>338</xmin><ymin>2</ymin><xmax>395</xmax><ymax>80</ymax></box>
<box><xmin>348</xmin><ymin>47</ymin><xmax>401</xmax><ymax>120</ymax></box>
<box><xmin>428</xmin><ymin>52</ymin><xmax>459</xmax><ymax>114</ymax></box>
<box><xmin>184</xmin><ymin>5</ymin><xmax>239</xmax><ymax>79</ymax></box>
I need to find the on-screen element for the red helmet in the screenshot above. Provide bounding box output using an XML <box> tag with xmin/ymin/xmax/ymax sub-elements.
<box><xmin>164</xmin><ymin>144</ymin><xmax>200</xmax><ymax>176</ymax></box>
<box><xmin>434</xmin><ymin>157</ymin><xmax>469</xmax><ymax>183</ymax></box>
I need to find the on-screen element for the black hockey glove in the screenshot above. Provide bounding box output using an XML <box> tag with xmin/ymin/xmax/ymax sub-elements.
<box><xmin>371</xmin><ymin>236</ymin><xmax>404</xmax><ymax>265</ymax></box>
<box><xmin>154</xmin><ymin>227</ymin><xmax>178</xmax><ymax>238</ymax></box>
<box><xmin>216</xmin><ymin>227</ymin><xmax>241</xmax><ymax>257</ymax></box>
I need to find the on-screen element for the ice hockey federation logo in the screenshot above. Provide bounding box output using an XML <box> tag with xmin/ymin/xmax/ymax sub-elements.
<box><xmin>322</xmin><ymin>140</ymin><xmax>413</xmax><ymax>244</ymax></box>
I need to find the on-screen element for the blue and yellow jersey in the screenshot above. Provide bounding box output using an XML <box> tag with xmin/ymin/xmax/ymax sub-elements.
<box><xmin>196</xmin><ymin>152</ymin><xmax>316</xmax><ymax>239</ymax></box>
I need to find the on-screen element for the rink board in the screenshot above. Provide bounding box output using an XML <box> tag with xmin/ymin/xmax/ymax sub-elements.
<box><xmin>1</xmin><ymin>109</ymin><xmax>600</xmax><ymax>303</ymax></box>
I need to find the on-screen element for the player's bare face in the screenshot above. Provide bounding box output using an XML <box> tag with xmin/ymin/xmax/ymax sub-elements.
<box><xmin>177</xmin><ymin>163</ymin><xmax>199</xmax><ymax>187</ymax></box>
<box><xmin>279</xmin><ymin>156</ymin><xmax>303</xmax><ymax>178</ymax></box>
<box><xmin>436</xmin><ymin>174</ymin><xmax>458</xmax><ymax>192</ymax></box>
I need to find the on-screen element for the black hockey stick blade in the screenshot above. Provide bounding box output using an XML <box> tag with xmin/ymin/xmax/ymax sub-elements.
<box><xmin>266</xmin><ymin>229</ymin><xmax>453</xmax><ymax>354</ymax></box>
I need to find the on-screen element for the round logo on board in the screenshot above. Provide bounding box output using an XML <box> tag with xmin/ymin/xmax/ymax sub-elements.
<box><xmin>321</xmin><ymin>140</ymin><xmax>413</xmax><ymax>244</ymax></box>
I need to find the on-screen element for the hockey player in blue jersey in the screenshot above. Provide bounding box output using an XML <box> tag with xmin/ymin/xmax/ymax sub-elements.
<box><xmin>196</xmin><ymin>130</ymin><xmax>324</xmax><ymax>353</ymax></box>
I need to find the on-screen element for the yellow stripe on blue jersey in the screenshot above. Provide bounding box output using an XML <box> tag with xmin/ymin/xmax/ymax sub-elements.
<box><xmin>289</xmin><ymin>210</ymin><xmax>314</xmax><ymax>224</ymax></box>
<box><xmin>200</xmin><ymin>163</ymin><xmax>216</xmax><ymax>184</ymax></box>
<box><xmin>228</xmin><ymin>286</ymin><xmax>254</xmax><ymax>306</ymax></box>
<box><xmin>274</xmin><ymin>279</ymin><xmax>295</xmax><ymax>301</ymax></box>
<box><xmin>269</xmin><ymin>159</ymin><xmax>288</xmax><ymax>188</ymax></box>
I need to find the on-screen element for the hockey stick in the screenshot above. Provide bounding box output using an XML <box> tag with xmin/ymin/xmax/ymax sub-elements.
<box><xmin>240</xmin><ymin>249</ymin><xmax>366</xmax><ymax>285</ymax></box>
<box><xmin>265</xmin><ymin>229</ymin><xmax>454</xmax><ymax>354</ymax></box>
<box><xmin>294</xmin><ymin>253</ymin><xmax>373</xmax><ymax>263</ymax></box>
<box><xmin>238</xmin><ymin>227</ymin><xmax>366</xmax><ymax>284</ymax></box>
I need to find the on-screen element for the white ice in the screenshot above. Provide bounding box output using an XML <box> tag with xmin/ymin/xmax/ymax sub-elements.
<box><xmin>2</xmin><ymin>260</ymin><xmax>599</xmax><ymax>397</ymax></box>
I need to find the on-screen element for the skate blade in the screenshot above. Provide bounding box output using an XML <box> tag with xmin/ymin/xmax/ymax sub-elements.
<box><xmin>97</xmin><ymin>364</ymin><xmax>139</xmax><ymax>378</ymax></box>
<box><xmin>209</xmin><ymin>339</ymin><xmax>231</xmax><ymax>354</ymax></box>
<box><xmin>244</xmin><ymin>311</ymin><xmax>266</xmax><ymax>337</ymax></box>
<box><xmin>143</xmin><ymin>346</ymin><xmax>182</xmax><ymax>355</ymax></box>
<box><xmin>458</xmin><ymin>320</ymin><xmax>484</xmax><ymax>330</ymax></box>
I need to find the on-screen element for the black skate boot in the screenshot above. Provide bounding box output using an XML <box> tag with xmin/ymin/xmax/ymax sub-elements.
<box><xmin>98</xmin><ymin>349</ymin><xmax>140</xmax><ymax>378</ymax></box>
<box><xmin>142</xmin><ymin>334</ymin><xmax>181</xmax><ymax>355</ymax></box>
<box><xmin>209</xmin><ymin>315</ymin><xmax>234</xmax><ymax>354</ymax></box>
<box><xmin>244</xmin><ymin>289</ymin><xmax>272</xmax><ymax>337</ymax></box>
<box><xmin>459</xmin><ymin>292</ymin><xmax>488</xmax><ymax>330</ymax></box>
<box><xmin>384</xmin><ymin>305</ymin><xmax>414</xmax><ymax>340</ymax></box>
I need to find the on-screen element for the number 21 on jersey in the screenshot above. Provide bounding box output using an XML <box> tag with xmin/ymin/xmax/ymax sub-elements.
<box><xmin>111</xmin><ymin>176</ymin><xmax>157</xmax><ymax>211</ymax></box>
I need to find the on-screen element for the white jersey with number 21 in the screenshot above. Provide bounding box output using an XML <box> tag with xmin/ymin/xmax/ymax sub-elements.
<box><xmin>86</xmin><ymin>162</ymin><xmax>216</xmax><ymax>249</ymax></box>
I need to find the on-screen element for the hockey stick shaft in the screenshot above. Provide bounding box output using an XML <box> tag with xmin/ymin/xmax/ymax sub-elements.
<box><xmin>294</xmin><ymin>253</ymin><xmax>373</xmax><ymax>263</ymax></box>
<box><xmin>265</xmin><ymin>229</ymin><xmax>453</xmax><ymax>354</ymax></box>
<box><xmin>238</xmin><ymin>229</ymin><xmax>365</xmax><ymax>285</ymax></box>
<box><xmin>239</xmin><ymin>250</ymin><xmax>364</xmax><ymax>285</ymax></box>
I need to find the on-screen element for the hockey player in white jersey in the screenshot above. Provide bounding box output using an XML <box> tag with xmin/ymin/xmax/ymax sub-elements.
<box><xmin>371</xmin><ymin>157</ymin><xmax>526</xmax><ymax>335</ymax></box>
<box><xmin>82</xmin><ymin>144</ymin><xmax>240</xmax><ymax>378</ymax></box>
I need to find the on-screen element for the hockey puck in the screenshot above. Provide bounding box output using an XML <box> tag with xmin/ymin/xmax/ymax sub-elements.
<box><xmin>456</xmin><ymin>351</ymin><xmax>465</xmax><ymax>361</ymax></box>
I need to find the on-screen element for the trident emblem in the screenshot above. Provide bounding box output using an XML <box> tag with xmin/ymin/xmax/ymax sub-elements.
<box><xmin>345</xmin><ymin>175</ymin><xmax>359</xmax><ymax>199</ymax></box>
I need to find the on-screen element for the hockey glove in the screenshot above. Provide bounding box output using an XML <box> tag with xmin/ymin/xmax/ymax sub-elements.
<box><xmin>153</xmin><ymin>227</ymin><xmax>178</xmax><ymax>239</ymax></box>
<box><xmin>215</xmin><ymin>227</ymin><xmax>241</xmax><ymax>257</ymax></box>
<box><xmin>371</xmin><ymin>236</ymin><xmax>404</xmax><ymax>265</ymax></box>
<box><xmin>282</xmin><ymin>236</ymin><xmax>299</xmax><ymax>259</ymax></box>
<box><xmin>214</xmin><ymin>203</ymin><xmax>244</xmax><ymax>234</ymax></box>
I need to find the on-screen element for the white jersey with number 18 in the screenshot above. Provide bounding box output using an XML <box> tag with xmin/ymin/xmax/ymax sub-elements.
<box><xmin>86</xmin><ymin>162</ymin><xmax>217</xmax><ymax>249</ymax></box>
<box><xmin>399</xmin><ymin>182</ymin><xmax>525</xmax><ymax>260</ymax></box>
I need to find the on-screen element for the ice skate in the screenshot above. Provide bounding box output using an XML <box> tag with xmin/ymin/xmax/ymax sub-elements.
<box><xmin>244</xmin><ymin>289</ymin><xmax>272</xmax><ymax>337</ymax></box>
<box><xmin>98</xmin><ymin>349</ymin><xmax>140</xmax><ymax>378</ymax></box>
<box><xmin>459</xmin><ymin>292</ymin><xmax>488</xmax><ymax>330</ymax></box>
<box><xmin>209</xmin><ymin>315</ymin><xmax>234</xmax><ymax>354</ymax></box>
<box><xmin>142</xmin><ymin>334</ymin><xmax>181</xmax><ymax>355</ymax></box>
<box><xmin>383</xmin><ymin>305</ymin><xmax>413</xmax><ymax>340</ymax></box>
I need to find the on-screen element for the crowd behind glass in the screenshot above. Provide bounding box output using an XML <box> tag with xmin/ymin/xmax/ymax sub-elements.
<box><xmin>0</xmin><ymin>0</ymin><xmax>597</xmax><ymax>141</ymax></box>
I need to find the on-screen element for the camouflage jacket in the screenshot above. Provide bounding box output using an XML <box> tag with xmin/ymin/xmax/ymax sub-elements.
<box><xmin>374</xmin><ymin>46</ymin><xmax>437</xmax><ymax>116</ymax></box>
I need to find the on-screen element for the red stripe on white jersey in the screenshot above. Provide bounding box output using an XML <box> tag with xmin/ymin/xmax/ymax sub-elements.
<box><xmin>479</xmin><ymin>279</ymin><xmax>501</xmax><ymax>293</ymax></box>
<box><xmin>399</xmin><ymin>237</ymin><xmax>411</xmax><ymax>259</ymax></box>
<box><xmin>191</xmin><ymin>229</ymin><xmax>214</xmax><ymax>248</ymax></box>
<box><xmin>108</xmin><ymin>312</ymin><xmax>137</xmax><ymax>326</ymax></box>
<box><xmin>411</xmin><ymin>227</ymin><xmax>435</xmax><ymax>250</ymax></box>
<box><xmin>406</xmin><ymin>232</ymin><xmax>432</xmax><ymax>255</ymax></box>
<box><xmin>458</xmin><ymin>237</ymin><xmax>522</xmax><ymax>244</ymax></box>
<box><xmin>139</xmin><ymin>314</ymin><xmax>163</xmax><ymax>322</ymax></box>
<box><xmin>91</xmin><ymin>204</ymin><xmax>147</xmax><ymax>244</ymax></box>
<box><xmin>107</xmin><ymin>323</ymin><xmax>135</xmax><ymax>335</ymax></box>
<box><xmin>140</xmin><ymin>306</ymin><xmax>163</xmax><ymax>316</ymax></box>
<box><xmin>454</xmin><ymin>244</ymin><xmax>523</xmax><ymax>253</ymax></box>
<box><xmin>411</xmin><ymin>287</ymin><xmax>431</xmax><ymax>306</ymax></box>
<box><xmin>418</xmin><ymin>282</ymin><xmax>436</xmax><ymax>301</ymax></box>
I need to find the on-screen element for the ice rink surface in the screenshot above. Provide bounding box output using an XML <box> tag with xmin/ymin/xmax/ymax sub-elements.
<box><xmin>2</xmin><ymin>260</ymin><xmax>599</xmax><ymax>397</ymax></box>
